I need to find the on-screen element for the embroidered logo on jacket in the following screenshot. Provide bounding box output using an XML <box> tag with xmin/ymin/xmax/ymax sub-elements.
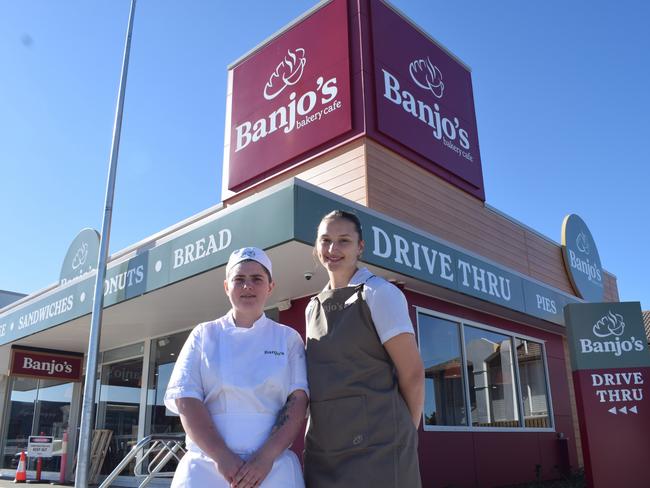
<box><xmin>264</xmin><ymin>350</ymin><xmax>285</xmax><ymax>356</ymax></box>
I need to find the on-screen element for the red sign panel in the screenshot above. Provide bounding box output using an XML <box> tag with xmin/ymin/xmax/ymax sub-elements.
<box><xmin>227</xmin><ymin>0</ymin><xmax>352</xmax><ymax>191</ymax></box>
<box><xmin>10</xmin><ymin>347</ymin><xmax>83</xmax><ymax>382</ymax></box>
<box><xmin>370</xmin><ymin>0</ymin><xmax>484</xmax><ymax>198</ymax></box>
<box><xmin>573</xmin><ymin>367</ymin><xmax>650</xmax><ymax>487</ymax></box>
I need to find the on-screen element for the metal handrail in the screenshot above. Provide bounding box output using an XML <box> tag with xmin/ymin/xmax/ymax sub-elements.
<box><xmin>99</xmin><ymin>433</ymin><xmax>186</xmax><ymax>488</ymax></box>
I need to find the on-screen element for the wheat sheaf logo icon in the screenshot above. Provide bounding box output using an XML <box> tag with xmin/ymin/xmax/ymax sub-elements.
<box><xmin>592</xmin><ymin>310</ymin><xmax>626</xmax><ymax>338</ymax></box>
<box><xmin>241</xmin><ymin>247</ymin><xmax>256</xmax><ymax>259</ymax></box>
<box><xmin>263</xmin><ymin>48</ymin><xmax>307</xmax><ymax>101</ymax></box>
<box><xmin>576</xmin><ymin>231</ymin><xmax>590</xmax><ymax>255</ymax></box>
<box><xmin>71</xmin><ymin>242</ymin><xmax>89</xmax><ymax>271</ymax></box>
<box><xmin>409</xmin><ymin>57</ymin><xmax>444</xmax><ymax>99</ymax></box>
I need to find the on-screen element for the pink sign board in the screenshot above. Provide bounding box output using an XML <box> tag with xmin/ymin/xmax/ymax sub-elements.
<box><xmin>227</xmin><ymin>0</ymin><xmax>352</xmax><ymax>191</ymax></box>
<box><xmin>370</xmin><ymin>0</ymin><xmax>484</xmax><ymax>198</ymax></box>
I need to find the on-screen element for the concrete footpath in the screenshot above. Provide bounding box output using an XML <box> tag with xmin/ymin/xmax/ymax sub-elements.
<box><xmin>0</xmin><ymin>478</ymin><xmax>76</xmax><ymax>487</ymax></box>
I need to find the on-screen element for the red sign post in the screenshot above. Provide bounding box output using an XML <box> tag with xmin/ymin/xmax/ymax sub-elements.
<box><xmin>565</xmin><ymin>302</ymin><xmax>650</xmax><ymax>487</ymax></box>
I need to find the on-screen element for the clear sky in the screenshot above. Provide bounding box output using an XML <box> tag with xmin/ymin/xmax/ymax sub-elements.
<box><xmin>1</xmin><ymin>1</ymin><xmax>648</xmax><ymax>311</ymax></box>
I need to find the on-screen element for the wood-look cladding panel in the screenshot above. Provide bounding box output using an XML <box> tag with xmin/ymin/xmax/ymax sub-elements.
<box><xmin>563</xmin><ymin>337</ymin><xmax>584</xmax><ymax>468</ymax></box>
<box><xmin>365</xmin><ymin>140</ymin><xmax>619</xmax><ymax>300</ymax></box>
<box><xmin>368</xmin><ymin>150</ymin><xmax>529</xmax><ymax>246</ymax></box>
<box><xmin>370</xmin><ymin>186</ymin><xmax>530</xmax><ymax>273</ymax></box>
<box><xmin>367</xmin><ymin>143</ymin><xmax>531</xmax><ymax>275</ymax></box>
<box><xmin>368</xmin><ymin>168</ymin><xmax>530</xmax><ymax>253</ymax></box>
<box><xmin>603</xmin><ymin>273</ymin><xmax>619</xmax><ymax>302</ymax></box>
<box><xmin>524</xmin><ymin>231</ymin><xmax>573</xmax><ymax>294</ymax></box>
<box><xmin>224</xmin><ymin>140</ymin><xmax>367</xmax><ymax>206</ymax></box>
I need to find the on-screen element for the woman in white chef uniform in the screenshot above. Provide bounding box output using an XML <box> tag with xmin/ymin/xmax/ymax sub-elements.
<box><xmin>164</xmin><ymin>247</ymin><xmax>309</xmax><ymax>488</ymax></box>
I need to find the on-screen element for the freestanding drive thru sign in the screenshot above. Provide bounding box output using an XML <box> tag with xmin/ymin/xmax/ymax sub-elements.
<box><xmin>564</xmin><ymin>302</ymin><xmax>650</xmax><ymax>488</ymax></box>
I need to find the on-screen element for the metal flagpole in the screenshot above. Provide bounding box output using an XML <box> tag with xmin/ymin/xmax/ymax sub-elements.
<box><xmin>75</xmin><ymin>0</ymin><xmax>137</xmax><ymax>485</ymax></box>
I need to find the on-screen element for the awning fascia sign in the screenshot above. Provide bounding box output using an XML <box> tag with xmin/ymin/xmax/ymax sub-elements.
<box><xmin>0</xmin><ymin>186</ymin><xmax>296</xmax><ymax>345</ymax></box>
<box><xmin>0</xmin><ymin>180</ymin><xmax>579</xmax><ymax>345</ymax></box>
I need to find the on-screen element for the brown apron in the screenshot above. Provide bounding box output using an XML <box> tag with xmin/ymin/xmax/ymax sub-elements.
<box><xmin>304</xmin><ymin>281</ymin><xmax>421</xmax><ymax>488</ymax></box>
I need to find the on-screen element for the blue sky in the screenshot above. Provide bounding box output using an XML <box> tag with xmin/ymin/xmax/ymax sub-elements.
<box><xmin>1</xmin><ymin>0</ymin><xmax>648</xmax><ymax>311</ymax></box>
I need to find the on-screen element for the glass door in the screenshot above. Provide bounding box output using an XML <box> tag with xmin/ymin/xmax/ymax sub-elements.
<box><xmin>32</xmin><ymin>379</ymin><xmax>74</xmax><ymax>472</ymax></box>
<box><xmin>1</xmin><ymin>377</ymin><xmax>38</xmax><ymax>470</ymax></box>
<box><xmin>95</xmin><ymin>356</ymin><xmax>143</xmax><ymax>476</ymax></box>
<box><xmin>1</xmin><ymin>377</ymin><xmax>74</xmax><ymax>473</ymax></box>
<box><xmin>143</xmin><ymin>331</ymin><xmax>191</xmax><ymax>473</ymax></box>
<box><xmin>146</xmin><ymin>331</ymin><xmax>190</xmax><ymax>435</ymax></box>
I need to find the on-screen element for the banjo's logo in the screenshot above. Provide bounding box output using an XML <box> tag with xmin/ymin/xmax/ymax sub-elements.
<box><xmin>409</xmin><ymin>57</ymin><xmax>444</xmax><ymax>99</ymax></box>
<box><xmin>241</xmin><ymin>247</ymin><xmax>257</xmax><ymax>259</ymax></box>
<box><xmin>593</xmin><ymin>310</ymin><xmax>625</xmax><ymax>338</ymax></box>
<box><xmin>71</xmin><ymin>242</ymin><xmax>89</xmax><ymax>271</ymax></box>
<box><xmin>263</xmin><ymin>48</ymin><xmax>306</xmax><ymax>100</ymax></box>
<box><xmin>580</xmin><ymin>310</ymin><xmax>643</xmax><ymax>357</ymax></box>
<box><xmin>381</xmin><ymin>57</ymin><xmax>473</xmax><ymax>161</ymax></box>
<box><xmin>576</xmin><ymin>231</ymin><xmax>590</xmax><ymax>254</ymax></box>
<box><xmin>234</xmin><ymin>46</ymin><xmax>339</xmax><ymax>153</ymax></box>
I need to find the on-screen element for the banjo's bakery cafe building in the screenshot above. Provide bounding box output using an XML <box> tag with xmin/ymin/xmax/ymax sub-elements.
<box><xmin>0</xmin><ymin>1</ymin><xmax>636</xmax><ymax>486</ymax></box>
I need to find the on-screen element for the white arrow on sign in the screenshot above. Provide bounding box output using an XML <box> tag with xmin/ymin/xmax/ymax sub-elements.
<box><xmin>607</xmin><ymin>405</ymin><xmax>639</xmax><ymax>415</ymax></box>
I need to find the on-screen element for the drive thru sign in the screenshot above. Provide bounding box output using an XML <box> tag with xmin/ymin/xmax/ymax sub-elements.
<box><xmin>564</xmin><ymin>302</ymin><xmax>650</xmax><ymax>488</ymax></box>
<box><xmin>27</xmin><ymin>436</ymin><xmax>53</xmax><ymax>458</ymax></box>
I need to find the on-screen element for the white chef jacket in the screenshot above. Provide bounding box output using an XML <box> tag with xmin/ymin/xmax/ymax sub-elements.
<box><xmin>164</xmin><ymin>312</ymin><xmax>309</xmax><ymax>488</ymax></box>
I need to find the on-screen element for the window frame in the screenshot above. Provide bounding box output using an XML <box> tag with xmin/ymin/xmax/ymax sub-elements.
<box><xmin>416</xmin><ymin>307</ymin><xmax>555</xmax><ymax>433</ymax></box>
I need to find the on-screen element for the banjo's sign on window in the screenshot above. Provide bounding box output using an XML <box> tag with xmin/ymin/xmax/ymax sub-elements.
<box><xmin>369</xmin><ymin>0</ymin><xmax>484</xmax><ymax>199</ymax></box>
<box><xmin>10</xmin><ymin>346</ymin><xmax>83</xmax><ymax>382</ymax></box>
<box><xmin>225</xmin><ymin>0</ymin><xmax>351</xmax><ymax>191</ymax></box>
<box><xmin>565</xmin><ymin>302</ymin><xmax>650</xmax><ymax>488</ymax></box>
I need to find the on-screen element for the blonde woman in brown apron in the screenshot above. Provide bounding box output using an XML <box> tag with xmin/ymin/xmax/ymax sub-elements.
<box><xmin>304</xmin><ymin>211</ymin><xmax>424</xmax><ymax>487</ymax></box>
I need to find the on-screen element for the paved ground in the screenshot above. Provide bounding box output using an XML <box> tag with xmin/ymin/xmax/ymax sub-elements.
<box><xmin>0</xmin><ymin>477</ymin><xmax>76</xmax><ymax>487</ymax></box>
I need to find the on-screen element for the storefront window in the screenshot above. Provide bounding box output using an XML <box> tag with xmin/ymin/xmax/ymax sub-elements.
<box><xmin>419</xmin><ymin>315</ymin><xmax>467</xmax><ymax>427</ymax></box>
<box><xmin>1</xmin><ymin>377</ymin><xmax>74</xmax><ymax>472</ymax></box>
<box><xmin>515</xmin><ymin>338</ymin><xmax>551</xmax><ymax>428</ymax></box>
<box><xmin>418</xmin><ymin>310</ymin><xmax>553</xmax><ymax>431</ymax></box>
<box><xmin>96</xmin><ymin>356</ymin><xmax>143</xmax><ymax>475</ymax></box>
<box><xmin>31</xmin><ymin>379</ymin><xmax>73</xmax><ymax>472</ymax></box>
<box><xmin>142</xmin><ymin>331</ymin><xmax>191</xmax><ymax>474</ymax></box>
<box><xmin>146</xmin><ymin>331</ymin><xmax>191</xmax><ymax>435</ymax></box>
<box><xmin>1</xmin><ymin>377</ymin><xmax>37</xmax><ymax>469</ymax></box>
<box><xmin>464</xmin><ymin>325</ymin><xmax>519</xmax><ymax>427</ymax></box>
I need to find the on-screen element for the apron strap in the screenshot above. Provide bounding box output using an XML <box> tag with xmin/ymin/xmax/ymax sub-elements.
<box><xmin>356</xmin><ymin>274</ymin><xmax>376</xmax><ymax>302</ymax></box>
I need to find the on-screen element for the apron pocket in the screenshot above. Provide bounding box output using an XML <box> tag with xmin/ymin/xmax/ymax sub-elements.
<box><xmin>308</xmin><ymin>395</ymin><xmax>368</xmax><ymax>453</ymax></box>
